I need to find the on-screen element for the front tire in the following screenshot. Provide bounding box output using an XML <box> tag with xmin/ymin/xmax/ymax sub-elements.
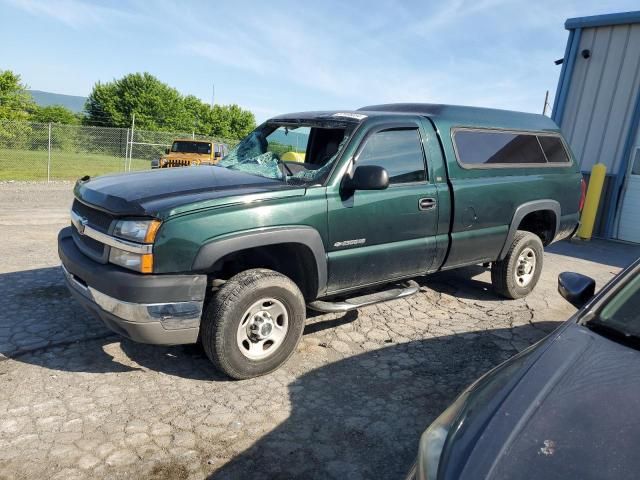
<box><xmin>491</xmin><ymin>230</ymin><xmax>543</xmax><ymax>299</ymax></box>
<box><xmin>201</xmin><ymin>269</ymin><xmax>306</xmax><ymax>379</ymax></box>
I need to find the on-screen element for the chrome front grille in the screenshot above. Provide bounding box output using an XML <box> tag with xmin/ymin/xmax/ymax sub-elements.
<box><xmin>70</xmin><ymin>200</ymin><xmax>115</xmax><ymax>263</ymax></box>
<box><xmin>72</xmin><ymin>225</ymin><xmax>104</xmax><ymax>255</ymax></box>
<box><xmin>72</xmin><ymin>200</ymin><xmax>113</xmax><ymax>232</ymax></box>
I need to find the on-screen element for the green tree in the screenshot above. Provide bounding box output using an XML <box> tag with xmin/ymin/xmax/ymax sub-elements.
<box><xmin>31</xmin><ymin>105</ymin><xmax>80</xmax><ymax>124</ymax></box>
<box><xmin>85</xmin><ymin>72</ymin><xmax>191</xmax><ymax>131</ymax></box>
<box><xmin>210</xmin><ymin>104</ymin><xmax>255</xmax><ymax>140</ymax></box>
<box><xmin>85</xmin><ymin>72</ymin><xmax>255</xmax><ymax>139</ymax></box>
<box><xmin>0</xmin><ymin>70</ymin><xmax>35</xmax><ymax>121</ymax></box>
<box><xmin>0</xmin><ymin>70</ymin><xmax>35</xmax><ymax>148</ymax></box>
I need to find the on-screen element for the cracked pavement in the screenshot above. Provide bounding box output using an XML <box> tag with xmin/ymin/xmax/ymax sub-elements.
<box><xmin>1</xmin><ymin>183</ymin><xmax>638</xmax><ymax>479</ymax></box>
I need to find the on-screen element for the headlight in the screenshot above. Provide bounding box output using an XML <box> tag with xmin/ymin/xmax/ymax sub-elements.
<box><xmin>109</xmin><ymin>247</ymin><xmax>153</xmax><ymax>273</ymax></box>
<box><xmin>113</xmin><ymin>219</ymin><xmax>161</xmax><ymax>243</ymax></box>
<box><xmin>416</xmin><ymin>392</ymin><xmax>469</xmax><ymax>480</ymax></box>
<box><xmin>109</xmin><ymin>219</ymin><xmax>160</xmax><ymax>273</ymax></box>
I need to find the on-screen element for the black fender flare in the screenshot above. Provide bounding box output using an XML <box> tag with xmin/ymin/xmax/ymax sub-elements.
<box><xmin>498</xmin><ymin>200</ymin><xmax>561</xmax><ymax>260</ymax></box>
<box><xmin>192</xmin><ymin>226</ymin><xmax>328</xmax><ymax>297</ymax></box>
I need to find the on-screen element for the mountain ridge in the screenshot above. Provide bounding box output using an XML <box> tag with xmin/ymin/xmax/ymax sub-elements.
<box><xmin>28</xmin><ymin>90</ymin><xmax>87</xmax><ymax>113</ymax></box>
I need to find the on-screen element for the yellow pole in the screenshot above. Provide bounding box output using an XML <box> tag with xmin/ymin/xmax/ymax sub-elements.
<box><xmin>577</xmin><ymin>163</ymin><xmax>607</xmax><ymax>240</ymax></box>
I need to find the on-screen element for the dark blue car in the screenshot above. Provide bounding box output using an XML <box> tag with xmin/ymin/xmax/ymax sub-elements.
<box><xmin>408</xmin><ymin>258</ymin><xmax>640</xmax><ymax>480</ymax></box>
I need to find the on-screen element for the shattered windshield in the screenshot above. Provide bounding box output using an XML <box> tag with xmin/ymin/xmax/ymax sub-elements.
<box><xmin>219</xmin><ymin>121</ymin><xmax>352</xmax><ymax>185</ymax></box>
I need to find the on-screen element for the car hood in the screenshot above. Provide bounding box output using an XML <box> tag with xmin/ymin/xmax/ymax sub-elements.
<box><xmin>457</xmin><ymin>322</ymin><xmax>640</xmax><ymax>479</ymax></box>
<box><xmin>74</xmin><ymin>166</ymin><xmax>304</xmax><ymax>218</ymax></box>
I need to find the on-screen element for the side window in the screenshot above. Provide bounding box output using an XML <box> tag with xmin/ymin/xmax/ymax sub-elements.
<box><xmin>454</xmin><ymin>130</ymin><xmax>546</xmax><ymax>166</ymax></box>
<box><xmin>357</xmin><ymin>128</ymin><xmax>426</xmax><ymax>184</ymax></box>
<box><xmin>538</xmin><ymin>136</ymin><xmax>570</xmax><ymax>163</ymax></box>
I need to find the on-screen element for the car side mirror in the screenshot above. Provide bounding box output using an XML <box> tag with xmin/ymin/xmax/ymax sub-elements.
<box><xmin>558</xmin><ymin>272</ymin><xmax>596</xmax><ymax>308</ymax></box>
<box><xmin>344</xmin><ymin>165</ymin><xmax>389</xmax><ymax>192</ymax></box>
<box><xmin>165</xmin><ymin>148</ymin><xmax>170</xmax><ymax>154</ymax></box>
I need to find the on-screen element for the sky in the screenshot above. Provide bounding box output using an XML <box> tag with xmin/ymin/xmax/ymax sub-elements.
<box><xmin>1</xmin><ymin>0</ymin><xmax>639</xmax><ymax>123</ymax></box>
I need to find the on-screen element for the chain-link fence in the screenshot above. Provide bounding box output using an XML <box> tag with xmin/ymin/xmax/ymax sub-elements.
<box><xmin>0</xmin><ymin>119</ymin><xmax>238</xmax><ymax>181</ymax></box>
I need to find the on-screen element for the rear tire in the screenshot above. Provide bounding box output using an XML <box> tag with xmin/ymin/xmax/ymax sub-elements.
<box><xmin>201</xmin><ymin>269</ymin><xmax>306</xmax><ymax>380</ymax></box>
<box><xmin>491</xmin><ymin>230</ymin><xmax>543</xmax><ymax>299</ymax></box>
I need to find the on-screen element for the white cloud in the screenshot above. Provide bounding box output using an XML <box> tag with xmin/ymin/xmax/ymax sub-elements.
<box><xmin>12</xmin><ymin>0</ymin><xmax>637</xmax><ymax>119</ymax></box>
<box><xmin>3</xmin><ymin>0</ymin><xmax>141</xmax><ymax>29</ymax></box>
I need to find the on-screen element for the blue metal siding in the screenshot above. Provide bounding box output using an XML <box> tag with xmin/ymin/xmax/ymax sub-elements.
<box><xmin>566</xmin><ymin>11</ymin><xmax>640</xmax><ymax>30</ymax></box>
<box><xmin>553</xmin><ymin>17</ymin><xmax>640</xmax><ymax>239</ymax></box>
<box><xmin>606</xmin><ymin>87</ymin><xmax>640</xmax><ymax>237</ymax></box>
<box><xmin>551</xmin><ymin>28</ymin><xmax>581</xmax><ymax>124</ymax></box>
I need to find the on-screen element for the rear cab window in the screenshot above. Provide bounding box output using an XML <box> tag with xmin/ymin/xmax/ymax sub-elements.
<box><xmin>452</xmin><ymin>129</ymin><xmax>571</xmax><ymax>168</ymax></box>
<box><xmin>538</xmin><ymin>136</ymin><xmax>570</xmax><ymax>163</ymax></box>
<box><xmin>266</xmin><ymin>126</ymin><xmax>310</xmax><ymax>156</ymax></box>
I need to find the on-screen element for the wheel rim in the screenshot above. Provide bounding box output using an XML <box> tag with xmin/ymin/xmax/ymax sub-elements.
<box><xmin>236</xmin><ymin>298</ymin><xmax>289</xmax><ymax>360</ymax></box>
<box><xmin>515</xmin><ymin>247</ymin><xmax>537</xmax><ymax>287</ymax></box>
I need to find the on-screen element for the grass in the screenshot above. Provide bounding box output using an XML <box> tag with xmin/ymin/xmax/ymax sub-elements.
<box><xmin>0</xmin><ymin>148</ymin><xmax>151</xmax><ymax>181</ymax></box>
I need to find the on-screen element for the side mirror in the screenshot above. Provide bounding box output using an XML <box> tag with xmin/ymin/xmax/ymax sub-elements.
<box><xmin>345</xmin><ymin>165</ymin><xmax>389</xmax><ymax>192</ymax></box>
<box><xmin>165</xmin><ymin>148</ymin><xmax>170</xmax><ymax>154</ymax></box>
<box><xmin>558</xmin><ymin>272</ymin><xmax>596</xmax><ymax>309</ymax></box>
<box><xmin>214</xmin><ymin>151</ymin><xmax>222</xmax><ymax>158</ymax></box>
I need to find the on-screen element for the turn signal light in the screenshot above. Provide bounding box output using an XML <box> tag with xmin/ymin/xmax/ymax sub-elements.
<box><xmin>144</xmin><ymin>220</ymin><xmax>162</xmax><ymax>243</ymax></box>
<box><xmin>140</xmin><ymin>254</ymin><xmax>154</xmax><ymax>274</ymax></box>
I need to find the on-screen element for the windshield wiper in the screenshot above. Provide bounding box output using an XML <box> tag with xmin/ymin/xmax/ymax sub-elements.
<box><xmin>585</xmin><ymin>320</ymin><xmax>640</xmax><ymax>349</ymax></box>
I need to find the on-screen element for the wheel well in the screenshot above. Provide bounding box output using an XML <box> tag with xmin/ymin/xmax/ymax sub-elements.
<box><xmin>517</xmin><ymin>210</ymin><xmax>556</xmax><ymax>245</ymax></box>
<box><xmin>206</xmin><ymin>243</ymin><xmax>319</xmax><ymax>301</ymax></box>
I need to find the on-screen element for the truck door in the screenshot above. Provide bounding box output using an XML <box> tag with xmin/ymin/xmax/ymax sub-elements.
<box><xmin>326</xmin><ymin>120</ymin><xmax>439</xmax><ymax>293</ymax></box>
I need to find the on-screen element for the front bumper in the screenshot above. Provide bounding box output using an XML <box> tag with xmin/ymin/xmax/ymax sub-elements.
<box><xmin>58</xmin><ymin>227</ymin><xmax>207</xmax><ymax>345</ymax></box>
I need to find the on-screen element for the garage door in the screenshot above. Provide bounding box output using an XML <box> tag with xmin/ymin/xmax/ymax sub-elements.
<box><xmin>618</xmin><ymin>147</ymin><xmax>640</xmax><ymax>243</ymax></box>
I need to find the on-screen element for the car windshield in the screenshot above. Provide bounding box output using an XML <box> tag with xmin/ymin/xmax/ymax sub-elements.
<box><xmin>171</xmin><ymin>141</ymin><xmax>211</xmax><ymax>154</ymax></box>
<box><xmin>219</xmin><ymin>121</ymin><xmax>352</xmax><ymax>185</ymax></box>
<box><xmin>588</xmin><ymin>271</ymin><xmax>640</xmax><ymax>341</ymax></box>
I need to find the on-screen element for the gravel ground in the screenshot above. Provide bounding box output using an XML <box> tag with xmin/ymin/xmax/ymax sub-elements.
<box><xmin>0</xmin><ymin>182</ymin><xmax>638</xmax><ymax>480</ymax></box>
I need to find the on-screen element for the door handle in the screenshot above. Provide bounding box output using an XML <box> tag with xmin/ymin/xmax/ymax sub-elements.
<box><xmin>419</xmin><ymin>197</ymin><xmax>437</xmax><ymax>210</ymax></box>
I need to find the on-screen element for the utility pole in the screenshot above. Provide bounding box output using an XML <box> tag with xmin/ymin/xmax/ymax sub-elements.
<box><xmin>542</xmin><ymin>90</ymin><xmax>550</xmax><ymax>116</ymax></box>
<box><xmin>211</xmin><ymin>83</ymin><xmax>215</xmax><ymax>108</ymax></box>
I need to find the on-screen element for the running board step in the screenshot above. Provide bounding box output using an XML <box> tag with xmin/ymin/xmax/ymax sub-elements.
<box><xmin>307</xmin><ymin>280</ymin><xmax>420</xmax><ymax>313</ymax></box>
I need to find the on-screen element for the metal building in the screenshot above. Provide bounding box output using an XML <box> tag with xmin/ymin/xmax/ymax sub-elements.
<box><xmin>553</xmin><ymin>11</ymin><xmax>640</xmax><ymax>242</ymax></box>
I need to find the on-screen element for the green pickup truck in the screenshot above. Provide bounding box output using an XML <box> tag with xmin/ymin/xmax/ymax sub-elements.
<box><xmin>58</xmin><ymin>104</ymin><xmax>584</xmax><ymax>379</ymax></box>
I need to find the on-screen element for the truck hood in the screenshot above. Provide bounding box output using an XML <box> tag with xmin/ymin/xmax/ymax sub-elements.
<box><xmin>74</xmin><ymin>166</ymin><xmax>303</xmax><ymax>217</ymax></box>
<box><xmin>456</xmin><ymin>322</ymin><xmax>640</xmax><ymax>479</ymax></box>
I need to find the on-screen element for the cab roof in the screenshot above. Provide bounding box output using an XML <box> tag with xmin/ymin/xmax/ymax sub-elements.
<box><xmin>271</xmin><ymin>103</ymin><xmax>560</xmax><ymax>133</ymax></box>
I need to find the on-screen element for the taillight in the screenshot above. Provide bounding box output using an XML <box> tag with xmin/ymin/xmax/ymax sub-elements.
<box><xmin>579</xmin><ymin>177</ymin><xmax>587</xmax><ymax>211</ymax></box>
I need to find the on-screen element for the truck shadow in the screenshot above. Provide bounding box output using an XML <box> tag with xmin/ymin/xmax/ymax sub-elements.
<box><xmin>208</xmin><ymin>321</ymin><xmax>561</xmax><ymax>479</ymax></box>
<box><xmin>2</xmin><ymin>267</ymin><xmax>563</xmax><ymax>477</ymax></box>
<box><xmin>0</xmin><ymin>266</ymin><xmax>218</xmax><ymax>378</ymax></box>
<box><xmin>417</xmin><ymin>265</ymin><xmax>501</xmax><ymax>301</ymax></box>
<box><xmin>0</xmin><ymin>265</ymin><xmax>539</xmax><ymax>381</ymax></box>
